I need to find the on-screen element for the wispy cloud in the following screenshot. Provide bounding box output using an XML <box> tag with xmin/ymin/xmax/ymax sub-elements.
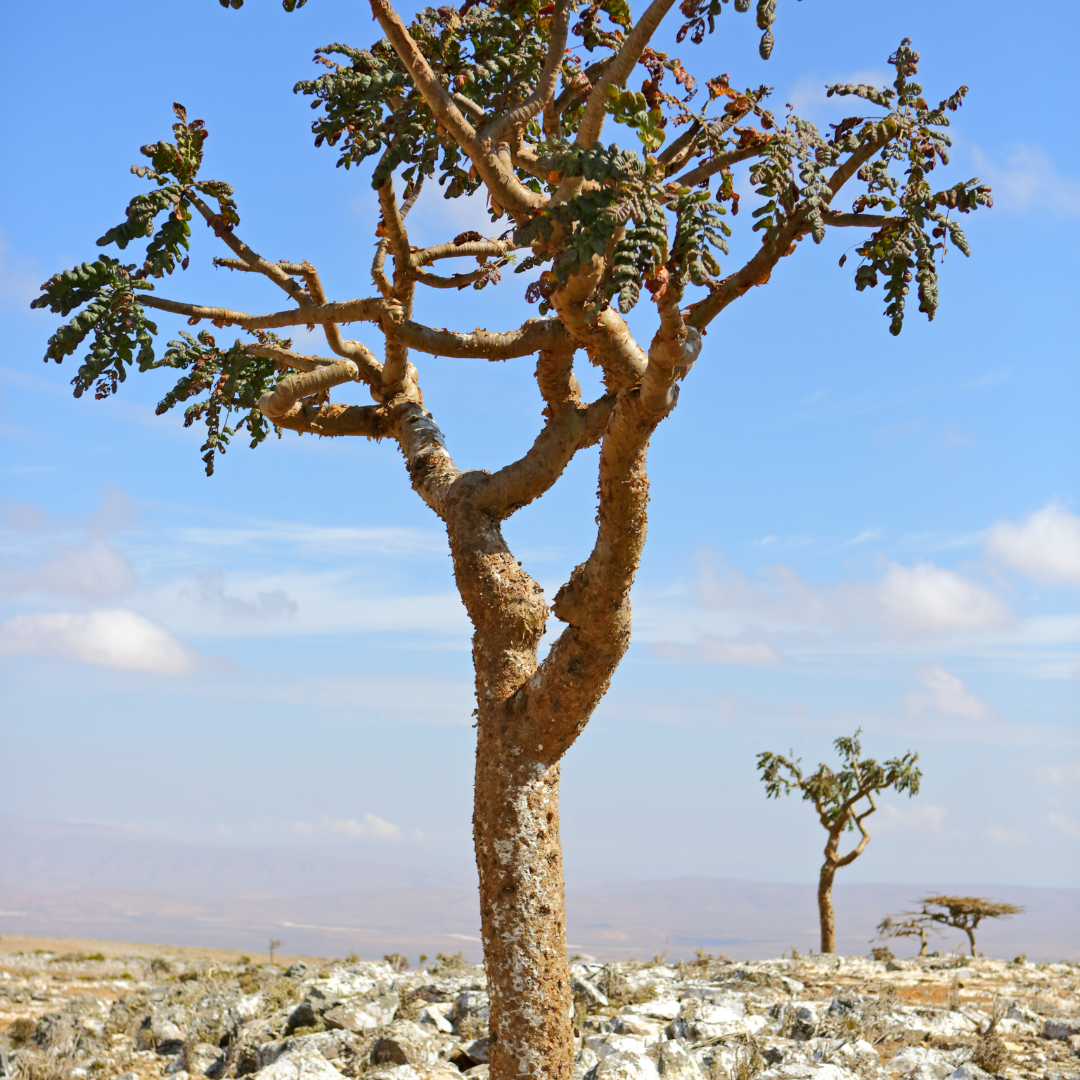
<box><xmin>1048</xmin><ymin>813</ymin><xmax>1080</xmax><ymax>840</ymax></box>
<box><xmin>181</xmin><ymin>571</ymin><xmax>298</xmax><ymax>622</ymax></box>
<box><xmin>847</xmin><ymin>528</ymin><xmax>882</xmax><ymax>546</ymax></box>
<box><xmin>0</xmin><ymin>540</ymin><xmax>134</xmax><ymax>600</ymax></box>
<box><xmin>907</xmin><ymin>664</ymin><xmax>992</xmax><ymax>720</ymax></box>
<box><xmin>874</xmin><ymin>801</ymin><xmax>955</xmax><ymax>837</ymax></box>
<box><xmin>293</xmin><ymin>813</ymin><xmax>402</xmax><ymax>841</ymax></box>
<box><xmin>1035</xmin><ymin>761</ymin><xmax>1080</xmax><ymax>787</ymax></box>
<box><xmin>970</xmin><ymin>144</ymin><xmax>1080</xmax><ymax>218</ymax></box>
<box><xmin>985</xmin><ymin>821</ymin><xmax>1025</xmax><ymax>844</ymax></box>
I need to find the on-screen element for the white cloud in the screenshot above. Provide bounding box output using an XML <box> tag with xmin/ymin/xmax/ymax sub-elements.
<box><xmin>294</xmin><ymin>813</ymin><xmax>402</xmax><ymax>841</ymax></box>
<box><xmin>985</xmin><ymin>821</ymin><xmax>1025</xmax><ymax>844</ymax></box>
<box><xmin>877</xmin><ymin>562</ymin><xmax>1012</xmax><ymax>633</ymax></box>
<box><xmin>1035</xmin><ymin>761</ymin><xmax>1080</xmax><ymax>786</ymax></box>
<box><xmin>697</xmin><ymin>556</ymin><xmax>1012</xmax><ymax>636</ymax></box>
<box><xmin>0</xmin><ymin>541</ymin><xmax>134</xmax><ymax>599</ymax></box>
<box><xmin>654</xmin><ymin>637</ymin><xmax>782</xmax><ymax>665</ymax></box>
<box><xmin>0</xmin><ymin>608</ymin><xmax>194</xmax><ymax>674</ymax></box>
<box><xmin>907</xmin><ymin>664</ymin><xmax>992</xmax><ymax>720</ymax></box>
<box><xmin>970</xmin><ymin>144</ymin><xmax>1080</xmax><ymax>218</ymax></box>
<box><xmin>874</xmin><ymin>801</ymin><xmax>952</xmax><ymax>836</ymax></box>
<box><xmin>987</xmin><ymin>504</ymin><xmax>1080</xmax><ymax>586</ymax></box>
<box><xmin>1048</xmin><ymin>813</ymin><xmax>1080</xmax><ymax>840</ymax></box>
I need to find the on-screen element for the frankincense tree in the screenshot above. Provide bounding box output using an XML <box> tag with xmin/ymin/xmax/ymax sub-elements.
<box><xmin>758</xmin><ymin>730</ymin><xmax>921</xmax><ymax>954</ymax></box>
<box><xmin>33</xmin><ymin>0</ymin><xmax>988</xmax><ymax>1074</ymax></box>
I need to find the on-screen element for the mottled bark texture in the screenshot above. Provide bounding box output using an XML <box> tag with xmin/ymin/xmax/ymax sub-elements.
<box><xmin>41</xmin><ymin>6</ymin><xmax>966</xmax><ymax>1077</ymax></box>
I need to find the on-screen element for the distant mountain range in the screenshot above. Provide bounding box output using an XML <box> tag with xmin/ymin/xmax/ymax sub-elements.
<box><xmin>2</xmin><ymin>815</ymin><xmax>1076</xmax><ymax>961</ymax></box>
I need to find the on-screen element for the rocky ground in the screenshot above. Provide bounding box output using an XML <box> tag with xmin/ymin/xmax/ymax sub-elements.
<box><xmin>1</xmin><ymin>944</ymin><xmax>1078</xmax><ymax>1080</ymax></box>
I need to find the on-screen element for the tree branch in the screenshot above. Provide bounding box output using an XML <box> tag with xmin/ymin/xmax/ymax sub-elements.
<box><xmin>214</xmin><ymin>258</ymin><xmax>306</xmax><ymax>276</ymax></box>
<box><xmin>476</xmin><ymin>394</ymin><xmax>614</xmax><ymax>519</ymax></box>
<box><xmin>412</xmin><ymin>264</ymin><xmax>506</xmax><ymax>290</ymax></box>
<box><xmin>270</xmin><ymin>400</ymin><xmax>393</xmax><ymax>438</ymax></box>
<box><xmin>671</xmin><ymin>141</ymin><xmax>768</xmax><ymax>188</ymax></box>
<box><xmin>258</xmin><ymin>360</ymin><xmax>360</xmax><ymax>421</ymax></box>
<box><xmin>483</xmin><ymin>0</ymin><xmax>571</xmax><ymax>143</ymax></box>
<box><xmin>411</xmin><ymin>238</ymin><xmax>520</xmax><ymax>266</ymax></box>
<box><xmin>822</xmin><ymin>210</ymin><xmax>902</xmax><ymax>228</ymax></box>
<box><xmin>140</xmin><ymin>293</ymin><xmax>385</xmax><ymax>330</ymax></box>
<box><xmin>575</xmin><ymin>0</ymin><xmax>681</xmax><ymax>148</ymax></box>
<box><xmin>296</xmin><ymin>261</ymin><xmax>384</xmax><ymax>390</ymax></box>
<box><xmin>368</xmin><ymin>0</ymin><xmax>544</xmax><ymax>215</ymax></box>
<box><xmin>188</xmin><ymin>192</ymin><xmax>310</xmax><ymax>307</ymax></box>
<box><xmin>393</xmin><ymin>317</ymin><xmax>570</xmax><ymax>359</ymax></box>
<box><xmin>686</xmin><ymin>124</ymin><xmax>897</xmax><ymax>331</ymax></box>
<box><xmin>239</xmin><ymin>343</ymin><xmax>342</xmax><ymax>372</ymax></box>
<box><xmin>835</xmin><ymin>794</ymin><xmax>876</xmax><ymax>867</ymax></box>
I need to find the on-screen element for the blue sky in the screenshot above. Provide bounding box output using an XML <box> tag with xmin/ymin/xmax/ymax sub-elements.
<box><xmin>1</xmin><ymin>0</ymin><xmax>1077</xmax><ymax>890</ymax></box>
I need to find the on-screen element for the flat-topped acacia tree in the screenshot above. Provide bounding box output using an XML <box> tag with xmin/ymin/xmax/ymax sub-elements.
<box><xmin>33</xmin><ymin>0</ymin><xmax>988</xmax><ymax>1074</ymax></box>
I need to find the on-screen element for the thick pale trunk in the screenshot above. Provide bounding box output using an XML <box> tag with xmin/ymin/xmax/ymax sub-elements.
<box><xmin>818</xmin><ymin>858</ymin><xmax>837</xmax><ymax>954</ymax></box>
<box><xmin>474</xmin><ymin>739</ymin><xmax>573</xmax><ymax>1080</ymax></box>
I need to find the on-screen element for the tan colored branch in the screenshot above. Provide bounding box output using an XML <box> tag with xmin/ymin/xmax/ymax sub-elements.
<box><xmin>393</xmin><ymin>316</ymin><xmax>569</xmax><ymax>359</ymax></box>
<box><xmin>411</xmin><ymin>265</ymin><xmax>505</xmax><ymax>290</ymax></box>
<box><xmin>640</xmin><ymin>292</ymin><xmax>701</xmax><ymax>416</ymax></box>
<box><xmin>452</xmin><ymin>92</ymin><xmax>487</xmax><ymax>122</ymax></box>
<box><xmin>671</xmin><ymin>142</ymin><xmax>768</xmax><ymax>188</ymax></box>
<box><xmin>140</xmin><ymin>293</ymin><xmax>385</xmax><ymax>330</ymax></box>
<box><xmin>476</xmin><ymin>395</ymin><xmax>614</xmax><ymax>519</ymax></box>
<box><xmin>214</xmin><ymin>258</ymin><xmax>306</xmax><ymax>276</ymax></box>
<box><xmin>372</xmin><ymin>239</ymin><xmax>393</xmax><ymax>296</ymax></box>
<box><xmin>271</xmin><ymin>400</ymin><xmax>393</xmax><ymax>438</ymax></box>
<box><xmin>292</xmin><ymin>262</ymin><xmax>383</xmax><ymax>390</ymax></box>
<box><xmin>258</xmin><ymin>360</ymin><xmax>360</xmax><ymax>421</ymax></box>
<box><xmin>377</xmin><ymin>178</ymin><xmax>412</xmax><ymax>264</ymax></box>
<box><xmin>546</xmin><ymin>58</ymin><xmax>612</xmax><ymax>137</ymax></box>
<box><xmin>822</xmin><ymin>210</ymin><xmax>902</xmax><ymax>227</ymax></box>
<box><xmin>535</xmin><ymin>346</ymin><xmax>581</xmax><ymax>414</ymax></box>
<box><xmin>188</xmin><ymin>192</ymin><xmax>310</xmax><ymax>306</ymax></box>
<box><xmin>239</xmin><ymin>343</ymin><xmax>341</xmax><ymax>372</ymax></box>
<box><xmin>368</xmin><ymin>0</ymin><xmax>544</xmax><ymax>215</ymax></box>
<box><xmin>575</xmin><ymin>0</ymin><xmax>681</xmax><ymax>148</ymax></box>
<box><xmin>411</xmin><ymin>238</ymin><xmax>520</xmax><ymax>267</ymax></box>
<box><xmin>394</xmin><ymin>400</ymin><xmax>461</xmax><ymax>514</ymax></box>
<box><xmin>483</xmin><ymin>0</ymin><xmax>571</xmax><ymax>143</ymax></box>
<box><xmin>549</xmin><ymin>258</ymin><xmax>647</xmax><ymax>391</ymax></box>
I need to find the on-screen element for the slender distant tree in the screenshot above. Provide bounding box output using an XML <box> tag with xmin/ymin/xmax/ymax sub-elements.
<box><xmin>915</xmin><ymin>895</ymin><xmax>1024</xmax><ymax>957</ymax></box>
<box><xmin>758</xmin><ymin>730</ymin><xmax>921</xmax><ymax>953</ymax></box>
<box><xmin>31</xmin><ymin>0</ymin><xmax>988</xmax><ymax>1073</ymax></box>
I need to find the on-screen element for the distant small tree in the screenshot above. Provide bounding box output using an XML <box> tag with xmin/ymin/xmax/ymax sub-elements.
<box><xmin>268</xmin><ymin>938</ymin><xmax>282</xmax><ymax>965</ymax></box>
<box><xmin>915</xmin><ymin>895</ymin><xmax>1024</xmax><ymax>957</ymax></box>
<box><xmin>758</xmin><ymin>729</ymin><xmax>921</xmax><ymax>953</ymax></box>
<box><xmin>875</xmin><ymin>912</ymin><xmax>941</xmax><ymax>956</ymax></box>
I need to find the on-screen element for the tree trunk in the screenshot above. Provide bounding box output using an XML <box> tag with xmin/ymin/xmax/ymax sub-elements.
<box><xmin>474</xmin><ymin>742</ymin><xmax>573</xmax><ymax>1080</ymax></box>
<box><xmin>447</xmin><ymin>498</ymin><xmax>577</xmax><ymax>1080</ymax></box>
<box><xmin>964</xmin><ymin>926</ymin><xmax>977</xmax><ymax>957</ymax></box>
<box><xmin>918</xmin><ymin>927</ymin><xmax>928</xmax><ymax>956</ymax></box>
<box><xmin>818</xmin><ymin>858</ymin><xmax>837</xmax><ymax>954</ymax></box>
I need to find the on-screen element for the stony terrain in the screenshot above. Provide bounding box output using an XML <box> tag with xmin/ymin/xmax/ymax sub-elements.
<box><xmin>1</xmin><ymin>944</ymin><xmax>1078</xmax><ymax>1080</ymax></box>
